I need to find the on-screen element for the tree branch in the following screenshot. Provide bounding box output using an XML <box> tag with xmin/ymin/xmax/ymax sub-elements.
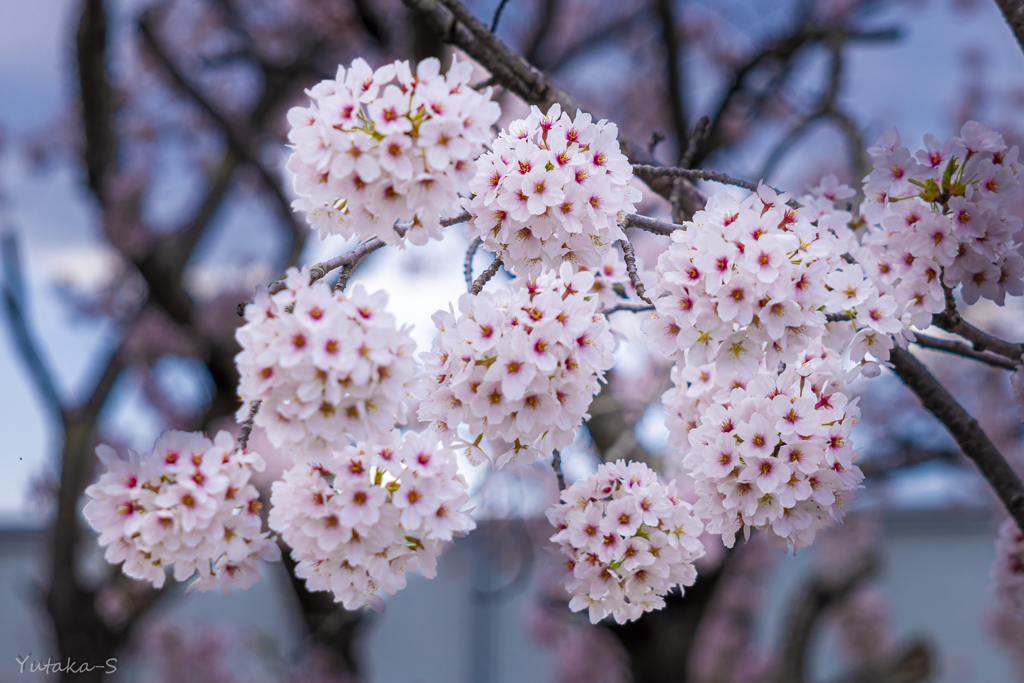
<box><xmin>631</xmin><ymin>164</ymin><xmax>759</xmax><ymax>192</ymax></box>
<box><xmin>655</xmin><ymin>0</ymin><xmax>687</xmax><ymax>160</ymax></box>
<box><xmin>1</xmin><ymin>232</ymin><xmax>65</xmax><ymax>424</ymax></box>
<box><xmin>775</xmin><ymin>555</ymin><xmax>879</xmax><ymax>683</ymax></box>
<box><xmin>619</xmin><ymin>239</ymin><xmax>651</xmax><ymax>304</ymax></box>
<box><xmin>889</xmin><ymin>346</ymin><xmax>1024</xmax><ymax>532</ymax></box>
<box><xmin>602</xmin><ymin>302</ymin><xmax>655</xmax><ymax>316</ymax></box>
<box><xmin>621</xmin><ymin>213</ymin><xmax>685</xmax><ymax>236</ymax></box>
<box><xmin>931</xmin><ymin>287</ymin><xmax>1023</xmax><ymax>362</ymax></box>
<box><xmin>994</xmin><ymin>0</ymin><xmax>1024</xmax><ymax>55</ymax></box>
<box><xmin>470</xmin><ymin>255</ymin><xmax>503</xmax><ymax>295</ymax></box>
<box><xmin>912</xmin><ymin>332</ymin><xmax>1019</xmax><ymax>370</ymax></box>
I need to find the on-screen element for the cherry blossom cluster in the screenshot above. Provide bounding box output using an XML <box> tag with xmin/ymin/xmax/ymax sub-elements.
<box><xmin>856</xmin><ymin>122</ymin><xmax>1024</xmax><ymax>321</ymax></box>
<box><xmin>267</xmin><ymin>430</ymin><xmax>474</xmax><ymax>610</ymax></box>
<box><xmin>645</xmin><ymin>184</ymin><xmax>901</xmax><ymax>379</ymax></box>
<box><xmin>235</xmin><ymin>267</ymin><xmax>419</xmax><ymax>457</ymax></box>
<box><xmin>663</xmin><ymin>348</ymin><xmax>864</xmax><ymax>551</ymax></box>
<box><xmin>465</xmin><ymin>103</ymin><xmax>642</xmax><ymax>276</ymax></box>
<box><xmin>545</xmin><ymin>460</ymin><xmax>705</xmax><ymax>624</ymax></box>
<box><xmin>287</xmin><ymin>57</ymin><xmax>500</xmax><ymax>246</ymax></box>
<box><xmin>418</xmin><ymin>263</ymin><xmax>616</xmax><ymax>468</ymax></box>
<box><xmin>84</xmin><ymin>430</ymin><xmax>279</xmax><ymax>595</ymax></box>
<box><xmin>992</xmin><ymin>519</ymin><xmax>1024</xmax><ymax>615</ymax></box>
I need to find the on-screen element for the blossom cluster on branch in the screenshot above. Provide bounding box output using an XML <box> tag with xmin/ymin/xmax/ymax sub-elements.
<box><xmin>84</xmin><ymin>431</ymin><xmax>279</xmax><ymax>594</ymax></box>
<box><xmin>465</xmin><ymin>104</ymin><xmax>642</xmax><ymax>276</ymax></box>
<box><xmin>236</xmin><ymin>267</ymin><xmax>419</xmax><ymax>457</ymax></box>
<box><xmin>84</xmin><ymin>33</ymin><xmax>1024</xmax><ymax>628</ymax></box>
<box><xmin>268</xmin><ymin>430</ymin><xmax>474</xmax><ymax>609</ymax></box>
<box><xmin>546</xmin><ymin>460</ymin><xmax>705</xmax><ymax>624</ymax></box>
<box><xmin>418</xmin><ymin>263</ymin><xmax>616</xmax><ymax>468</ymax></box>
<box><xmin>857</xmin><ymin>123</ymin><xmax>1024</xmax><ymax>313</ymax></box>
<box><xmin>287</xmin><ymin>57</ymin><xmax>500</xmax><ymax>245</ymax></box>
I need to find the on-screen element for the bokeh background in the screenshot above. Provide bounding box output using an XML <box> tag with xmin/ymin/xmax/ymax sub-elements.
<box><xmin>2</xmin><ymin>0</ymin><xmax>1024</xmax><ymax>681</ymax></box>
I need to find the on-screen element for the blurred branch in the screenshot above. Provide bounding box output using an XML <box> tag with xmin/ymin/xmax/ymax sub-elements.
<box><xmin>774</xmin><ymin>555</ymin><xmax>879</xmax><ymax>683</ymax></box>
<box><xmin>694</xmin><ymin>16</ymin><xmax>899</xmax><ymax>167</ymax></box>
<box><xmin>889</xmin><ymin>346</ymin><xmax>1024</xmax><ymax>532</ymax></box>
<box><xmin>138</xmin><ymin>12</ymin><xmax>307</xmax><ymax>269</ymax></box>
<box><xmin>828</xmin><ymin>640</ymin><xmax>932</xmax><ymax>683</ymax></box>
<box><xmin>760</xmin><ymin>45</ymin><xmax>869</xmax><ymax>182</ymax></box>
<box><xmin>858</xmin><ymin>444</ymin><xmax>959</xmax><ymax>479</ymax></box>
<box><xmin>1</xmin><ymin>232</ymin><xmax>65</xmax><ymax>424</ymax></box>
<box><xmin>77</xmin><ymin>0</ymin><xmax>116</xmax><ymax>200</ymax></box>
<box><xmin>655</xmin><ymin>0</ymin><xmax>688</xmax><ymax>160</ymax></box>
<box><xmin>995</xmin><ymin>0</ymin><xmax>1024</xmax><ymax>55</ymax></box>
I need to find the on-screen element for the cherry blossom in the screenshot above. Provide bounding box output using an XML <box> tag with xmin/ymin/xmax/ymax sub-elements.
<box><xmin>465</xmin><ymin>104</ymin><xmax>643</xmax><ymax>276</ymax></box>
<box><xmin>287</xmin><ymin>57</ymin><xmax>500</xmax><ymax>246</ymax></box>
<box><xmin>418</xmin><ymin>263</ymin><xmax>616</xmax><ymax>468</ymax></box>
<box><xmin>83</xmin><ymin>430</ymin><xmax>279</xmax><ymax>594</ymax></box>
<box><xmin>235</xmin><ymin>266</ymin><xmax>420</xmax><ymax>458</ymax></box>
<box><xmin>268</xmin><ymin>430</ymin><xmax>474</xmax><ymax>610</ymax></box>
<box><xmin>546</xmin><ymin>460</ymin><xmax>705</xmax><ymax>624</ymax></box>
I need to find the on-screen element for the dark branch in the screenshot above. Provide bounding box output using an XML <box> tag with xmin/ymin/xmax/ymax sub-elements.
<box><xmin>912</xmin><ymin>332</ymin><xmax>1019</xmax><ymax>371</ymax></box>
<box><xmin>620</xmin><ymin>239</ymin><xmax>651</xmax><ymax>304</ymax></box>
<box><xmin>775</xmin><ymin>555</ymin><xmax>879</xmax><ymax>683</ymax></box>
<box><xmin>465</xmin><ymin>237</ymin><xmax>482</xmax><ymax>291</ymax></box>
<box><xmin>1</xmin><ymin>233</ymin><xmax>65</xmax><ymax>423</ymax></box>
<box><xmin>889</xmin><ymin>346</ymin><xmax>1024</xmax><ymax>532</ymax></box>
<box><xmin>602</xmin><ymin>303</ymin><xmax>655</xmax><ymax>316</ymax></box>
<box><xmin>994</xmin><ymin>0</ymin><xmax>1024</xmax><ymax>55</ymax></box>
<box><xmin>237</xmin><ymin>400</ymin><xmax>261</xmax><ymax>451</ymax></box>
<box><xmin>77</xmin><ymin>0</ymin><xmax>116</xmax><ymax>200</ymax></box>
<box><xmin>470</xmin><ymin>255</ymin><xmax>503</xmax><ymax>295</ymax></box>
<box><xmin>931</xmin><ymin>287</ymin><xmax>1023</xmax><ymax>362</ymax></box>
<box><xmin>490</xmin><ymin>0</ymin><xmax>512</xmax><ymax>33</ymax></box>
<box><xmin>655</xmin><ymin>0</ymin><xmax>687</xmax><ymax>160</ymax></box>
<box><xmin>632</xmin><ymin>164</ymin><xmax>759</xmax><ymax>192</ymax></box>
<box><xmin>551</xmin><ymin>450</ymin><xmax>566</xmax><ymax>491</ymax></box>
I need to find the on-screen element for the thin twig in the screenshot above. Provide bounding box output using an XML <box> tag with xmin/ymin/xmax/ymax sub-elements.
<box><xmin>632</xmin><ymin>164</ymin><xmax>758</xmax><ymax>192</ymax></box>
<box><xmin>490</xmin><ymin>0</ymin><xmax>511</xmax><ymax>32</ymax></box>
<box><xmin>465</xmin><ymin>237</ymin><xmax>483</xmax><ymax>291</ymax></box>
<box><xmin>889</xmin><ymin>346</ymin><xmax>1024</xmax><ymax>532</ymax></box>
<box><xmin>551</xmin><ymin>449</ymin><xmax>566</xmax><ymax>491</ymax></box>
<box><xmin>470</xmin><ymin>255</ymin><xmax>503</xmax><ymax>294</ymax></box>
<box><xmin>620</xmin><ymin>239</ymin><xmax>652</xmax><ymax>304</ymax></box>
<box><xmin>621</xmin><ymin>213</ymin><xmax>685</xmax><ymax>236</ymax></box>
<box><xmin>237</xmin><ymin>400</ymin><xmax>261</xmax><ymax>451</ymax></box>
<box><xmin>602</xmin><ymin>303</ymin><xmax>655</xmax><ymax>316</ymax></box>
